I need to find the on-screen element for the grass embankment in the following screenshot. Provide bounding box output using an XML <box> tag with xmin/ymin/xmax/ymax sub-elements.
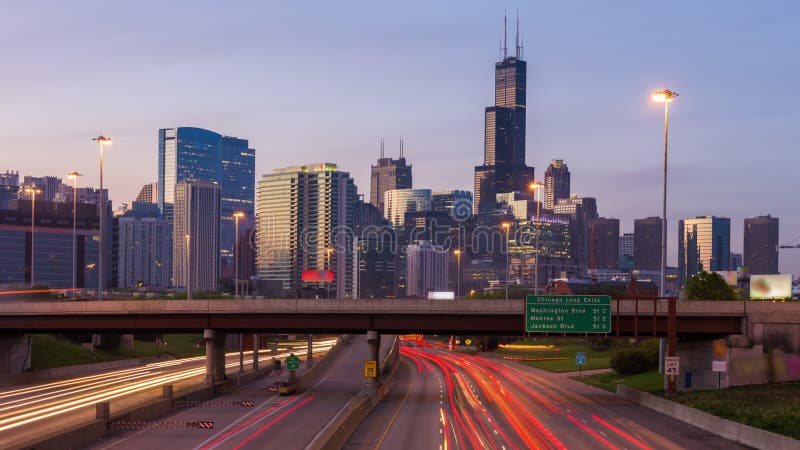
<box><xmin>31</xmin><ymin>334</ymin><xmax>204</xmax><ymax>370</ymax></box>
<box><xmin>574</xmin><ymin>370</ymin><xmax>663</xmax><ymax>393</ymax></box>
<box><xmin>672</xmin><ymin>383</ymin><xmax>800</xmax><ymax>440</ymax></box>
<box><xmin>493</xmin><ymin>338</ymin><xmax>612</xmax><ymax>372</ymax></box>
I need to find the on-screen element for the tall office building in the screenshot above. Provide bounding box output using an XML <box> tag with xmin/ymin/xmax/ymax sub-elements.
<box><xmin>588</xmin><ymin>218</ymin><xmax>620</xmax><ymax>270</ymax></box>
<box><xmin>634</xmin><ymin>217</ymin><xmax>663</xmax><ymax>271</ymax></box>
<box><xmin>553</xmin><ymin>195</ymin><xmax>598</xmax><ymax>269</ymax></box>
<box><xmin>431</xmin><ymin>190</ymin><xmax>473</xmax><ymax>218</ymax></box>
<box><xmin>730</xmin><ymin>252</ymin><xmax>743</xmax><ymax>271</ymax></box>
<box><xmin>744</xmin><ymin>215</ymin><xmax>779</xmax><ymax>274</ymax></box>
<box><xmin>370</xmin><ymin>140</ymin><xmax>412</xmax><ymax>216</ymax></box>
<box><xmin>135</xmin><ymin>182</ymin><xmax>158</xmax><ymax>204</ymax></box>
<box><xmin>255</xmin><ymin>163</ymin><xmax>356</xmax><ymax>298</ymax></box>
<box><xmin>619</xmin><ymin>233</ymin><xmax>634</xmax><ymax>271</ymax></box>
<box><xmin>20</xmin><ymin>176</ymin><xmax>62</xmax><ymax>202</ymax></box>
<box><xmin>406</xmin><ymin>241</ymin><xmax>449</xmax><ymax>297</ymax></box>
<box><xmin>474</xmin><ymin>18</ymin><xmax>535</xmax><ymax>213</ymax></box>
<box><xmin>158</xmin><ymin>127</ymin><xmax>255</xmax><ymax>270</ymax></box>
<box><xmin>383</xmin><ymin>189</ymin><xmax>431</xmax><ymax>229</ymax></box>
<box><xmin>678</xmin><ymin>216</ymin><xmax>731</xmax><ymax>287</ymax></box>
<box><xmin>118</xmin><ymin>203</ymin><xmax>172</xmax><ymax>289</ymax></box>
<box><xmin>173</xmin><ymin>179</ymin><xmax>221</xmax><ymax>293</ymax></box>
<box><xmin>0</xmin><ymin>171</ymin><xmax>19</xmax><ymax>210</ymax></box>
<box><xmin>544</xmin><ymin>160</ymin><xmax>570</xmax><ymax>210</ymax></box>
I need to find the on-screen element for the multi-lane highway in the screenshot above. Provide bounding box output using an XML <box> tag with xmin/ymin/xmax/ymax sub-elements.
<box><xmin>0</xmin><ymin>338</ymin><xmax>336</xmax><ymax>450</ymax></box>
<box><xmin>346</xmin><ymin>340</ymin><xmax>747</xmax><ymax>450</ymax></box>
<box><xmin>86</xmin><ymin>335</ymin><xmax>392</xmax><ymax>450</ymax></box>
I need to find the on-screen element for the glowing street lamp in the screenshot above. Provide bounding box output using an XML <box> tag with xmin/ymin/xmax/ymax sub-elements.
<box><xmin>24</xmin><ymin>186</ymin><xmax>42</xmax><ymax>287</ymax></box>
<box><xmin>92</xmin><ymin>134</ymin><xmax>111</xmax><ymax>301</ymax></box>
<box><xmin>502</xmin><ymin>222</ymin><xmax>511</xmax><ymax>300</ymax></box>
<box><xmin>325</xmin><ymin>247</ymin><xmax>334</xmax><ymax>299</ymax></box>
<box><xmin>454</xmin><ymin>249</ymin><xmax>461</xmax><ymax>298</ymax></box>
<box><xmin>651</xmin><ymin>90</ymin><xmax>678</xmax><ymax>297</ymax></box>
<box><xmin>67</xmin><ymin>172</ymin><xmax>82</xmax><ymax>296</ymax></box>
<box><xmin>185</xmin><ymin>234</ymin><xmax>192</xmax><ymax>300</ymax></box>
<box><xmin>233</xmin><ymin>211</ymin><xmax>245</xmax><ymax>299</ymax></box>
<box><xmin>529</xmin><ymin>181</ymin><xmax>544</xmax><ymax>294</ymax></box>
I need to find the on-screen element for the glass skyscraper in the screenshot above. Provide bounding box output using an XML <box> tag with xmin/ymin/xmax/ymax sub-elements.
<box><xmin>158</xmin><ymin>127</ymin><xmax>255</xmax><ymax>271</ymax></box>
<box><xmin>678</xmin><ymin>216</ymin><xmax>731</xmax><ymax>287</ymax></box>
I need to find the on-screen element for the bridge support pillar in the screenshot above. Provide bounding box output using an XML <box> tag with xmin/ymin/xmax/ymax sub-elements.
<box><xmin>271</xmin><ymin>335</ymin><xmax>278</xmax><ymax>356</ymax></box>
<box><xmin>367</xmin><ymin>330</ymin><xmax>379</xmax><ymax>389</ymax></box>
<box><xmin>307</xmin><ymin>333</ymin><xmax>314</xmax><ymax>369</ymax></box>
<box><xmin>204</xmin><ymin>329</ymin><xmax>227</xmax><ymax>384</ymax></box>
<box><xmin>252</xmin><ymin>333</ymin><xmax>260</xmax><ymax>370</ymax></box>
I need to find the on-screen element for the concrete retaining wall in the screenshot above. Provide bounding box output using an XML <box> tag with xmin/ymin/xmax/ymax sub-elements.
<box><xmin>616</xmin><ymin>385</ymin><xmax>799</xmax><ymax>450</ymax></box>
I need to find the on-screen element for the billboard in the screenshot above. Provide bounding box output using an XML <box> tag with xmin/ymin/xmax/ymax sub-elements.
<box><xmin>750</xmin><ymin>274</ymin><xmax>792</xmax><ymax>299</ymax></box>
<box><xmin>301</xmin><ymin>270</ymin><xmax>334</xmax><ymax>282</ymax></box>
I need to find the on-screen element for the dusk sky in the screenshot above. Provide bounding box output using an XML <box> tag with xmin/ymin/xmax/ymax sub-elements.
<box><xmin>2</xmin><ymin>1</ymin><xmax>799</xmax><ymax>274</ymax></box>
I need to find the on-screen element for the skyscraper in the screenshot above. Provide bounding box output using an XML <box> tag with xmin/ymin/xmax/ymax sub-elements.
<box><xmin>744</xmin><ymin>215</ymin><xmax>779</xmax><ymax>274</ymax></box>
<box><xmin>370</xmin><ymin>140</ymin><xmax>412</xmax><ymax>216</ymax></box>
<box><xmin>135</xmin><ymin>182</ymin><xmax>158</xmax><ymax>204</ymax></box>
<box><xmin>634</xmin><ymin>217</ymin><xmax>663</xmax><ymax>271</ymax></box>
<box><xmin>383</xmin><ymin>189</ymin><xmax>431</xmax><ymax>229</ymax></box>
<box><xmin>619</xmin><ymin>232</ymin><xmax>634</xmax><ymax>271</ymax></box>
<box><xmin>678</xmin><ymin>216</ymin><xmax>731</xmax><ymax>287</ymax></box>
<box><xmin>474</xmin><ymin>16</ymin><xmax>534</xmax><ymax>213</ymax></box>
<box><xmin>588</xmin><ymin>217</ymin><xmax>620</xmax><ymax>270</ymax></box>
<box><xmin>544</xmin><ymin>160</ymin><xmax>570</xmax><ymax>210</ymax></box>
<box><xmin>158</xmin><ymin>127</ymin><xmax>255</xmax><ymax>270</ymax></box>
<box><xmin>118</xmin><ymin>204</ymin><xmax>172</xmax><ymax>289</ymax></box>
<box><xmin>553</xmin><ymin>195</ymin><xmax>598</xmax><ymax>269</ymax></box>
<box><xmin>255</xmin><ymin>163</ymin><xmax>356</xmax><ymax>298</ymax></box>
<box><xmin>173</xmin><ymin>179</ymin><xmax>221</xmax><ymax>293</ymax></box>
<box><xmin>406</xmin><ymin>241</ymin><xmax>449</xmax><ymax>297</ymax></box>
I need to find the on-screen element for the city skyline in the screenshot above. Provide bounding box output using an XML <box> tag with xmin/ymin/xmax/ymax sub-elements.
<box><xmin>2</xmin><ymin>2</ymin><xmax>799</xmax><ymax>274</ymax></box>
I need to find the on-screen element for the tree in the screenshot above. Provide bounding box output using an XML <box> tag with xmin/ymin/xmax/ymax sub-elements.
<box><xmin>685</xmin><ymin>271</ymin><xmax>737</xmax><ymax>300</ymax></box>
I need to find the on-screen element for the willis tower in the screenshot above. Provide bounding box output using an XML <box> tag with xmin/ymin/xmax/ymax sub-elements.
<box><xmin>474</xmin><ymin>14</ymin><xmax>535</xmax><ymax>214</ymax></box>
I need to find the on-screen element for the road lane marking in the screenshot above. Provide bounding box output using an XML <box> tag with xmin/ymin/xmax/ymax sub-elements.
<box><xmin>373</xmin><ymin>359</ymin><xmax>416</xmax><ymax>450</ymax></box>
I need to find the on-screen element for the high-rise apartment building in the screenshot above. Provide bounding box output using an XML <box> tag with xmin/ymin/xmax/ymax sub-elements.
<box><xmin>634</xmin><ymin>217</ymin><xmax>663</xmax><ymax>271</ymax></box>
<box><xmin>544</xmin><ymin>160</ymin><xmax>570</xmax><ymax>210</ymax></box>
<box><xmin>553</xmin><ymin>195</ymin><xmax>598</xmax><ymax>269</ymax></box>
<box><xmin>158</xmin><ymin>127</ymin><xmax>255</xmax><ymax>270</ymax></box>
<box><xmin>619</xmin><ymin>232</ymin><xmax>634</xmax><ymax>271</ymax></box>
<box><xmin>173</xmin><ymin>179</ymin><xmax>221</xmax><ymax>293</ymax></box>
<box><xmin>135</xmin><ymin>182</ymin><xmax>158</xmax><ymax>204</ymax></box>
<box><xmin>474</xmin><ymin>19</ymin><xmax>535</xmax><ymax>213</ymax></box>
<box><xmin>118</xmin><ymin>204</ymin><xmax>172</xmax><ymax>289</ymax></box>
<box><xmin>383</xmin><ymin>189</ymin><xmax>431</xmax><ymax>229</ymax></box>
<box><xmin>678</xmin><ymin>216</ymin><xmax>731</xmax><ymax>287</ymax></box>
<box><xmin>370</xmin><ymin>141</ymin><xmax>412</xmax><ymax>216</ymax></box>
<box><xmin>406</xmin><ymin>241</ymin><xmax>449</xmax><ymax>297</ymax></box>
<box><xmin>20</xmin><ymin>176</ymin><xmax>62</xmax><ymax>202</ymax></box>
<box><xmin>0</xmin><ymin>171</ymin><xmax>19</xmax><ymax>210</ymax></box>
<box><xmin>588</xmin><ymin>217</ymin><xmax>620</xmax><ymax>270</ymax></box>
<box><xmin>255</xmin><ymin>163</ymin><xmax>356</xmax><ymax>298</ymax></box>
<box><xmin>744</xmin><ymin>215</ymin><xmax>779</xmax><ymax>275</ymax></box>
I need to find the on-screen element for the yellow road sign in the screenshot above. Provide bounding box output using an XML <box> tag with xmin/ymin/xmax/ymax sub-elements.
<box><xmin>465</xmin><ymin>338</ymin><xmax>472</xmax><ymax>346</ymax></box>
<box><xmin>364</xmin><ymin>360</ymin><xmax>377</xmax><ymax>378</ymax></box>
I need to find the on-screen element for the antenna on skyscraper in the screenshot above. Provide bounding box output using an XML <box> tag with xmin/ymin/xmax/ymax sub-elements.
<box><xmin>400</xmin><ymin>137</ymin><xmax>404</xmax><ymax>158</ymax></box>
<box><xmin>515</xmin><ymin>8</ymin><xmax>520</xmax><ymax>58</ymax></box>
<box><xmin>380</xmin><ymin>138</ymin><xmax>385</xmax><ymax>159</ymax></box>
<box><xmin>503</xmin><ymin>10</ymin><xmax>508</xmax><ymax>59</ymax></box>
<box><xmin>520</xmin><ymin>35</ymin><xmax>524</xmax><ymax>59</ymax></box>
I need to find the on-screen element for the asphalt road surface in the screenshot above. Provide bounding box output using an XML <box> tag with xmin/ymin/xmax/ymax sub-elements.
<box><xmin>345</xmin><ymin>340</ymin><xmax>749</xmax><ymax>450</ymax></box>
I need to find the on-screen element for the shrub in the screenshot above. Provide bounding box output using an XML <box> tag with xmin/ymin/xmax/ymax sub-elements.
<box><xmin>611</xmin><ymin>340</ymin><xmax>659</xmax><ymax>375</ymax></box>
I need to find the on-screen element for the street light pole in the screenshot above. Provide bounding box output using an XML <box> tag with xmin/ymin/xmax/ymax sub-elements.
<box><xmin>233</xmin><ymin>212</ymin><xmax>244</xmax><ymax>298</ymax></box>
<box><xmin>454</xmin><ymin>249</ymin><xmax>461</xmax><ymax>298</ymax></box>
<box><xmin>529</xmin><ymin>181</ymin><xmax>543</xmax><ymax>294</ymax></box>
<box><xmin>24</xmin><ymin>186</ymin><xmax>41</xmax><ymax>287</ymax></box>
<box><xmin>67</xmin><ymin>172</ymin><xmax>82</xmax><ymax>297</ymax></box>
<box><xmin>185</xmin><ymin>234</ymin><xmax>192</xmax><ymax>300</ymax></box>
<box><xmin>652</xmin><ymin>90</ymin><xmax>678</xmax><ymax>297</ymax></box>
<box><xmin>325</xmin><ymin>247</ymin><xmax>333</xmax><ymax>299</ymax></box>
<box><xmin>92</xmin><ymin>135</ymin><xmax>111</xmax><ymax>301</ymax></box>
<box><xmin>502</xmin><ymin>222</ymin><xmax>511</xmax><ymax>300</ymax></box>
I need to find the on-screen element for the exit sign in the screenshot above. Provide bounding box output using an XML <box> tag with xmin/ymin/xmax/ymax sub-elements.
<box><xmin>526</xmin><ymin>295</ymin><xmax>612</xmax><ymax>333</ymax></box>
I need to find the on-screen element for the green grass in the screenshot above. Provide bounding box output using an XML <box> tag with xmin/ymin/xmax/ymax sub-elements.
<box><xmin>493</xmin><ymin>338</ymin><xmax>613</xmax><ymax>373</ymax></box>
<box><xmin>671</xmin><ymin>383</ymin><xmax>800</xmax><ymax>440</ymax></box>
<box><xmin>574</xmin><ymin>370</ymin><xmax>664</xmax><ymax>393</ymax></box>
<box><xmin>31</xmin><ymin>334</ymin><xmax>204</xmax><ymax>370</ymax></box>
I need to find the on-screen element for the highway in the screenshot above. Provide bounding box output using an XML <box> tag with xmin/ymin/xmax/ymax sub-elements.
<box><xmin>87</xmin><ymin>334</ymin><xmax>393</xmax><ymax>450</ymax></box>
<box><xmin>346</xmin><ymin>340</ymin><xmax>748</xmax><ymax>450</ymax></box>
<box><xmin>0</xmin><ymin>338</ymin><xmax>336</xmax><ymax>450</ymax></box>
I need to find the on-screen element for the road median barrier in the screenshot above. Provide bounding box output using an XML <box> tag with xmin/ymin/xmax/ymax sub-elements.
<box><xmin>616</xmin><ymin>384</ymin><xmax>799</xmax><ymax>450</ymax></box>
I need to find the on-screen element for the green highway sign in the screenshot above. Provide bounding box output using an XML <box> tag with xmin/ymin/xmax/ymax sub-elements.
<box><xmin>526</xmin><ymin>295</ymin><xmax>612</xmax><ymax>333</ymax></box>
<box><xmin>286</xmin><ymin>354</ymin><xmax>300</xmax><ymax>371</ymax></box>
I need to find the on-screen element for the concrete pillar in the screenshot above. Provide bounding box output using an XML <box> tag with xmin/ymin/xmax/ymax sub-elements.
<box><xmin>307</xmin><ymin>333</ymin><xmax>314</xmax><ymax>369</ymax></box>
<box><xmin>204</xmin><ymin>329</ymin><xmax>227</xmax><ymax>384</ymax></box>
<box><xmin>238</xmin><ymin>334</ymin><xmax>244</xmax><ymax>373</ymax></box>
<box><xmin>162</xmin><ymin>384</ymin><xmax>174</xmax><ymax>399</ymax></box>
<box><xmin>375</xmin><ymin>333</ymin><xmax>382</xmax><ymax>372</ymax></box>
<box><xmin>252</xmin><ymin>333</ymin><xmax>260</xmax><ymax>370</ymax></box>
<box><xmin>271</xmin><ymin>336</ymin><xmax>278</xmax><ymax>357</ymax></box>
<box><xmin>96</xmin><ymin>401</ymin><xmax>110</xmax><ymax>420</ymax></box>
<box><xmin>366</xmin><ymin>330</ymin><xmax>378</xmax><ymax>389</ymax></box>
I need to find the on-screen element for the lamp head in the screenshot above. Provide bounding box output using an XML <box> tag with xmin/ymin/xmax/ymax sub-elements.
<box><xmin>652</xmin><ymin>90</ymin><xmax>678</xmax><ymax>103</ymax></box>
<box><xmin>93</xmin><ymin>135</ymin><xmax>112</xmax><ymax>145</ymax></box>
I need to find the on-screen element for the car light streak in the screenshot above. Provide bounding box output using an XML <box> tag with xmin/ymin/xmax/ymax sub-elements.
<box><xmin>591</xmin><ymin>414</ymin><xmax>652</xmax><ymax>450</ymax></box>
<box><xmin>230</xmin><ymin>396</ymin><xmax>314</xmax><ymax>450</ymax></box>
<box><xmin>566</xmin><ymin>413</ymin><xmax>619</xmax><ymax>450</ymax></box>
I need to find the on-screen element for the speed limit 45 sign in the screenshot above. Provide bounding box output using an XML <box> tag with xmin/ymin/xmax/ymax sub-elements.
<box><xmin>665</xmin><ymin>356</ymin><xmax>680</xmax><ymax>375</ymax></box>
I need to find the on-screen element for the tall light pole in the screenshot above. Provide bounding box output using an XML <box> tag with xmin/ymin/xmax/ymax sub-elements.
<box><xmin>92</xmin><ymin>134</ymin><xmax>111</xmax><ymax>301</ymax></box>
<box><xmin>233</xmin><ymin>212</ymin><xmax>245</xmax><ymax>298</ymax></box>
<box><xmin>67</xmin><ymin>172</ymin><xmax>82</xmax><ymax>297</ymax></box>
<box><xmin>502</xmin><ymin>222</ymin><xmax>511</xmax><ymax>300</ymax></box>
<box><xmin>24</xmin><ymin>186</ymin><xmax>41</xmax><ymax>287</ymax></box>
<box><xmin>325</xmin><ymin>247</ymin><xmax>333</xmax><ymax>299</ymax></box>
<box><xmin>185</xmin><ymin>234</ymin><xmax>192</xmax><ymax>300</ymax></box>
<box><xmin>454</xmin><ymin>249</ymin><xmax>461</xmax><ymax>298</ymax></box>
<box><xmin>529</xmin><ymin>181</ymin><xmax>543</xmax><ymax>294</ymax></box>
<box><xmin>652</xmin><ymin>90</ymin><xmax>678</xmax><ymax>297</ymax></box>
